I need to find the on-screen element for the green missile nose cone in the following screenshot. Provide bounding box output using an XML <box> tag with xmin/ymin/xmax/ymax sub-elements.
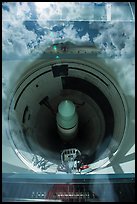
<box><xmin>58</xmin><ymin>100</ymin><xmax>75</xmax><ymax>118</ymax></box>
<box><xmin>56</xmin><ymin>100</ymin><xmax>78</xmax><ymax>129</ymax></box>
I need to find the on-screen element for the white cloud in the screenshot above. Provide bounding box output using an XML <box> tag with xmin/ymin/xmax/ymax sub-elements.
<box><xmin>27</xmin><ymin>23</ymin><xmax>90</xmax><ymax>55</ymax></box>
<box><xmin>110</xmin><ymin>2</ymin><xmax>133</xmax><ymax>21</ymax></box>
<box><xmin>35</xmin><ymin>2</ymin><xmax>94</xmax><ymax>25</ymax></box>
<box><xmin>2</xmin><ymin>2</ymin><xmax>31</xmax><ymax>22</ymax></box>
<box><xmin>93</xmin><ymin>22</ymin><xmax>134</xmax><ymax>57</ymax></box>
<box><xmin>2</xmin><ymin>2</ymin><xmax>93</xmax><ymax>59</ymax></box>
<box><xmin>2</xmin><ymin>21</ymin><xmax>37</xmax><ymax>58</ymax></box>
<box><xmin>2</xmin><ymin>3</ymin><xmax>37</xmax><ymax>59</ymax></box>
<box><xmin>93</xmin><ymin>21</ymin><xmax>135</xmax><ymax>96</ymax></box>
<box><xmin>62</xmin><ymin>24</ymin><xmax>80</xmax><ymax>41</ymax></box>
<box><xmin>59</xmin><ymin>24</ymin><xmax>90</xmax><ymax>45</ymax></box>
<box><xmin>2</xmin><ymin>2</ymin><xmax>91</xmax><ymax>59</ymax></box>
<box><xmin>2</xmin><ymin>2</ymin><xmax>135</xmax><ymax>98</ymax></box>
<box><xmin>81</xmin><ymin>33</ymin><xmax>90</xmax><ymax>42</ymax></box>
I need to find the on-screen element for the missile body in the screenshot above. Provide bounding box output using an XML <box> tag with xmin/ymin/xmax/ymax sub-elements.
<box><xmin>56</xmin><ymin>100</ymin><xmax>78</xmax><ymax>141</ymax></box>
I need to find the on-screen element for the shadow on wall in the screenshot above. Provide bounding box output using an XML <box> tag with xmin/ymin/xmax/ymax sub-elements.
<box><xmin>106</xmin><ymin>95</ymin><xmax>135</xmax><ymax>173</ymax></box>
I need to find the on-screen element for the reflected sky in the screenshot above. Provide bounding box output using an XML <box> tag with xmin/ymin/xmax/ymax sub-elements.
<box><xmin>2</xmin><ymin>2</ymin><xmax>135</xmax><ymax>60</ymax></box>
<box><xmin>2</xmin><ymin>2</ymin><xmax>135</xmax><ymax>98</ymax></box>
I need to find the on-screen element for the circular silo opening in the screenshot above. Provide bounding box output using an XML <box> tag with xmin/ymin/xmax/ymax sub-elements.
<box><xmin>6</xmin><ymin>59</ymin><xmax>127</xmax><ymax>173</ymax></box>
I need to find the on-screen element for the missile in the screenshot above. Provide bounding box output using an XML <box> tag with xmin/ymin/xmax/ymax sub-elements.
<box><xmin>56</xmin><ymin>100</ymin><xmax>78</xmax><ymax>141</ymax></box>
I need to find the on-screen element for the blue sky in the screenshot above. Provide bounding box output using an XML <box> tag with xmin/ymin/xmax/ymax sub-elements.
<box><xmin>2</xmin><ymin>2</ymin><xmax>135</xmax><ymax>97</ymax></box>
<box><xmin>2</xmin><ymin>2</ymin><xmax>134</xmax><ymax>59</ymax></box>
